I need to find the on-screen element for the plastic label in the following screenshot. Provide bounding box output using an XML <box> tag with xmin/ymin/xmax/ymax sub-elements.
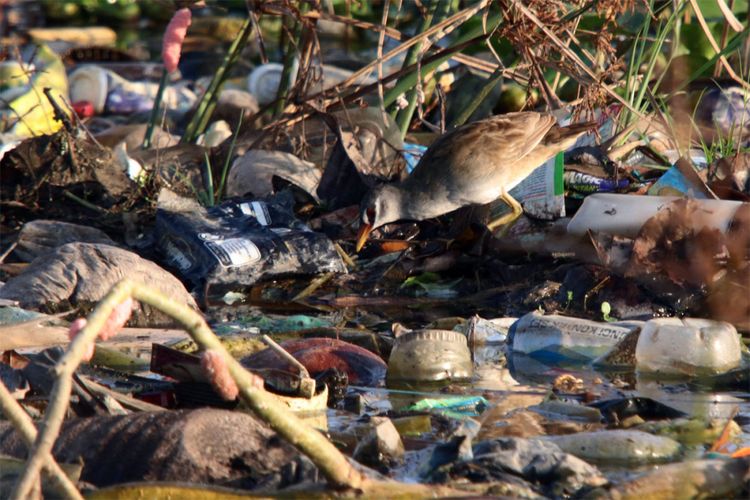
<box><xmin>203</xmin><ymin>238</ymin><xmax>261</xmax><ymax>268</ymax></box>
<box><xmin>239</xmin><ymin>201</ymin><xmax>271</xmax><ymax>225</ymax></box>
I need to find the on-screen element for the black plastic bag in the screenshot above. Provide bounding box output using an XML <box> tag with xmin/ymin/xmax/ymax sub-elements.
<box><xmin>155</xmin><ymin>189</ymin><xmax>346</xmax><ymax>287</ymax></box>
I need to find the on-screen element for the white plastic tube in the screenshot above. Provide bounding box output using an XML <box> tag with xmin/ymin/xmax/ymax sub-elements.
<box><xmin>567</xmin><ymin>193</ymin><xmax>744</xmax><ymax>238</ymax></box>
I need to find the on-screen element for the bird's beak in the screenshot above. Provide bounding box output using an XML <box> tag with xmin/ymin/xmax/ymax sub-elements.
<box><xmin>355</xmin><ymin>222</ymin><xmax>373</xmax><ymax>252</ymax></box>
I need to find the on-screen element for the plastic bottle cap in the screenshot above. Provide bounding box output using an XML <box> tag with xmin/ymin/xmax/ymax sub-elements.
<box><xmin>72</xmin><ymin>101</ymin><xmax>94</xmax><ymax>118</ymax></box>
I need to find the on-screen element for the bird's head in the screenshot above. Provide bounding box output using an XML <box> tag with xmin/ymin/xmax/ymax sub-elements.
<box><xmin>356</xmin><ymin>184</ymin><xmax>403</xmax><ymax>252</ymax></box>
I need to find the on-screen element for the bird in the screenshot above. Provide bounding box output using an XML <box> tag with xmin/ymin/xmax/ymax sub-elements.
<box><xmin>356</xmin><ymin>111</ymin><xmax>596</xmax><ymax>251</ymax></box>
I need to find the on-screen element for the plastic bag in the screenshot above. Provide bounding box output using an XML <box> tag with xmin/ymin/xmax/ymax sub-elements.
<box><xmin>155</xmin><ymin>190</ymin><xmax>346</xmax><ymax>287</ymax></box>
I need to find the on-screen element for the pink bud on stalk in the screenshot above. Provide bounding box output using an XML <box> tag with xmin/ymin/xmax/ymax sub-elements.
<box><xmin>202</xmin><ymin>350</ymin><xmax>265</xmax><ymax>401</ymax></box>
<box><xmin>201</xmin><ymin>350</ymin><xmax>240</xmax><ymax>400</ymax></box>
<box><xmin>68</xmin><ymin>298</ymin><xmax>134</xmax><ymax>362</ymax></box>
<box><xmin>68</xmin><ymin>318</ymin><xmax>93</xmax><ymax>362</ymax></box>
<box><xmin>162</xmin><ymin>8</ymin><xmax>192</xmax><ymax>74</ymax></box>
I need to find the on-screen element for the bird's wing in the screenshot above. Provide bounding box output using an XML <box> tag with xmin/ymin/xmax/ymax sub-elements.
<box><xmin>465</xmin><ymin>112</ymin><xmax>558</xmax><ymax>166</ymax></box>
<box><xmin>405</xmin><ymin>112</ymin><xmax>556</xmax><ymax>192</ymax></box>
<box><xmin>413</xmin><ymin>113</ymin><xmax>554</xmax><ymax>176</ymax></box>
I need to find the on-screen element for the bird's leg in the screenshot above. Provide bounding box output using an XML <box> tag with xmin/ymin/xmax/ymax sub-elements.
<box><xmin>487</xmin><ymin>191</ymin><xmax>523</xmax><ymax>231</ymax></box>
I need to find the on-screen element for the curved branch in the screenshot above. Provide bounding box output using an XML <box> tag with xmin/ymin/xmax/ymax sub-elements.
<box><xmin>12</xmin><ymin>279</ymin><xmax>366</xmax><ymax>497</ymax></box>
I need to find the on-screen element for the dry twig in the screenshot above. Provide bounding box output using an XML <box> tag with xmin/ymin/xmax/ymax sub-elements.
<box><xmin>0</xmin><ymin>382</ymin><xmax>82</xmax><ymax>499</ymax></box>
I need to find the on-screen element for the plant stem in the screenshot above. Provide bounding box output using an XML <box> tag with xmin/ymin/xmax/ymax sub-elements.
<box><xmin>203</xmin><ymin>151</ymin><xmax>214</xmax><ymax>207</ymax></box>
<box><xmin>392</xmin><ymin>0</ymin><xmax>443</xmax><ymax>133</ymax></box>
<box><xmin>0</xmin><ymin>382</ymin><xmax>83</xmax><ymax>499</ymax></box>
<box><xmin>181</xmin><ymin>17</ymin><xmax>254</xmax><ymax>144</ymax></box>
<box><xmin>274</xmin><ymin>13</ymin><xmax>303</xmax><ymax>117</ymax></box>
<box><xmin>130</xmin><ymin>282</ymin><xmax>367</xmax><ymax>489</ymax></box>
<box><xmin>142</xmin><ymin>69</ymin><xmax>168</xmax><ymax>149</ymax></box>
<box><xmin>12</xmin><ymin>280</ymin><xmax>366</xmax><ymax>496</ymax></box>
<box><xmin>215</xmin><ymin>112</ymin><xmax>243</xmax><ymax>201</ymax></box>
<box><xmin>10</xmin><ymin>281</ymin><xmax>135</xmax><ymax>500</ymax></box>
<box><xmin>62</xmin><ymin>190</ymin><xmax>108</xmax><ymax>214</ymax></box>
<box><xmin>311</xmin><ymin>0</ymin><xmax>493</xmax><ymax>105</ymax></box>
<box><xmin>383</xmin><ymin>12</ymin><xmax>501</xmax><ymax>109</ymax></box>
<box><xmin>451</xmin><ymin>66</ymin><xmax>504</xmax><ymax>127</ymax></box>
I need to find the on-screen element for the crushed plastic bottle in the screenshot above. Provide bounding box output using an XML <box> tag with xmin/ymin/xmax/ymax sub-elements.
<box><xmin>635</xmin><ymin>318</ymin><xmax>742</xmax><ymax>376</ymax></box>
<box><xmin>508</xmin><ymin>311</ymin><xmax>643</xmax><ymax>362</ymax></box>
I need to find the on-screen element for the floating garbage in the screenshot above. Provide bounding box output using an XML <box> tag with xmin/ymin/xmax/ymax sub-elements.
<box><xmin>589</xmin><ymin>397</ymin><xmax>687</xmax><ymax>425</ymax></box>
<box><xmin>563</xmin><ymin>171</ymin><xmax>629</xmax><ymax>196</ymax></box>
<box><xmin>3</xmin><ymin>5</ymin><xmax>750</xmax><ymax>498</ymax></box>
<box><xmin>529</xmin><ymin>400</ymin><xmax>602</xmax><ymax>422</ymax></box>
<box><xmin>408</xmin><ymin>396</ymin><xmax>488</xmax><ymax>418</ymax></box>
<box><xmin>543</xmin><ymin>429</ymin><xmax>682</xmax><ymax>464</ymax></box>
<box><xmin>694</xmin><ymin>84</ymin><xmax>750</xmax><ymax>142</ymax></box>
<box><xmin>429</xmin><ymin>437</ymin><xmax>607</xmax><ymax>497</ymax></box>
<box><xmin>0</xmin><ymin>408</ymin><xmax>301</xmax><ymax>488</ymax></box>
<box><xmin>502</xmin><ymin>152</ymin><xmax>566</xmax><ymax>220</ymax></box>
<box><xmin>402</xmin><ymin>142</ymin><xmax>428</xmax><ymax>174</ymax></box>
<box><xmin>241</xmin><ymin>337</ymin><xmax>386</xmax><ymax>387</ymax></box>
<box><xmin>507</xmin><ymin>311</ymin><xmax>642</xmax><ymax>363</ymax></box>
<box><xmin>606</xmin><ymin>457</ymin><xmax>750</xmax><ymax>499</ymax></box>
<box><xmin>635</xmin><ymin>318</ymin><xmax>742</xmax><ymax>376</ymax></box>
<box><xmin>13</xmin><ymin>219</ymin><xmax>115</xmax><ymax>261</ymax></box>
<box><xmin>461</xmin><ymin>315</ymin><xmax>514</xmax><ymax>344</ymax></box>
<box><xmin>155</xmin><ymin>189</ymin><xmax>346</xmax><ymax>287</ymax></box>
<box><xmin>386</xmin><ymin>329</ymin><xmax>473</xmax><ymax>385</ymax></box>
<box><xmin>352</xmin><ymin>416</ymin><xmax>405</xmax><ymax>470</ymax></box>
<box><xmin>636</xmin><ymin>418</ymin><xmax>741</xmax><ymax>446</ymax></box>
<box><xmin>647</xmin><ymin>151</ymin><xmax>709</xmax><ymax>197</ymax></box>
<box><xmin>0</xmin><ymin>242</ymin><xmax>197</xmax><ymax>327</ymax></box>
<box><xmin>226</xmin><ymin>149</ymin><xmax>322</xmax><ymax>201</ymax></box>
<box><xmin>68</xmin><ymin>65</ymin><xmax>196</xmax><ymax>115</ymax></box>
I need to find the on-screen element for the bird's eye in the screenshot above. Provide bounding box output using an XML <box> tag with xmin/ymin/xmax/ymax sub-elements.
<box><xmin>366</xmin><ymin>207</ymin><xmax>375</xmax><ymax>223</ymax></box>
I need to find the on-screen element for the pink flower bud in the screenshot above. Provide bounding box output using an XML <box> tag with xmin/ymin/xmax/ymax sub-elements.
<box><xmin>202</xmin><ymin>350</ymin><xmax>257</xmax><ymax>401</ymax></box>
<box><xmin>67</xmin><ymin>298</ymin><xmax>133</xmax><ymax>362</ymax></box>
<box><xmin>68</xmin><ymin>318</ymin><xmax>95</xmax><ymax>362</ymax></box>
<box><xmin>98</xmin><ymin>297</ymin><xmax>133</xmax><ymax>341</ymax></box>
<box><xmin>162</xmin><ymin>8</ymin><xmax>192</xmax><ymax>73</ymax></box>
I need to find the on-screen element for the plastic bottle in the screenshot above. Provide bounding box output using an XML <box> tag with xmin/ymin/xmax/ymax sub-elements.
<box><xmin>635</xmin><ymin>317</ymin><xmax>741</xmax><ymax>376</ymax></box>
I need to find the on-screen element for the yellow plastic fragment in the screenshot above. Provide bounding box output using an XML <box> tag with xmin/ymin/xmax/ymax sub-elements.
<box><xmin>1</xmin><ymin>44</ymin><xmax>69</xmax><ymax>139</ymax></box>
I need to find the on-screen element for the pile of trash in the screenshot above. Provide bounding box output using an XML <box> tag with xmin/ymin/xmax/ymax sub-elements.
<box><xmin>1</xmin><ymin>1</ymin><xmax>749</xmax><ymax>498</ymax></box>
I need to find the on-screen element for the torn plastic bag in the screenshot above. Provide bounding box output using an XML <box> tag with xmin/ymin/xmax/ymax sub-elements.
<box><xmin>155</xmin><ymin>189</ymin><xmax>346</xmax><ymax>287</ymax></box>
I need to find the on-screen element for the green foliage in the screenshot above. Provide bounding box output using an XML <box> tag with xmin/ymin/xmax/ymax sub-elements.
<box><xmin>401</xmin><ymin>272</ymin><xmax>461</xmax><ymax>297</ymax></box>
<box><xmin>618</xmin><ymin>0</ymin><xmax>683</xmax><ymax>134</ymax></box>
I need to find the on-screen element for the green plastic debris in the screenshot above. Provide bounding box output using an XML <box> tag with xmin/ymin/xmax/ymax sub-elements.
<box><xmin>408</xmin><ymin>396</ymin><xmax>488</xmax><ymax>418</ymax></box>
<box><xmin>225</xmin><ymin>314</ymin><xmax>333</xmax><ymax>334</ymax></box>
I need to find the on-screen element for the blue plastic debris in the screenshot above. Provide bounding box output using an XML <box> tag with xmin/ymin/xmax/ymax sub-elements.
<box><xmin>402</xmin><ymin>143</ymin><xmax>428</xmax><ymax>174</ymax></box>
